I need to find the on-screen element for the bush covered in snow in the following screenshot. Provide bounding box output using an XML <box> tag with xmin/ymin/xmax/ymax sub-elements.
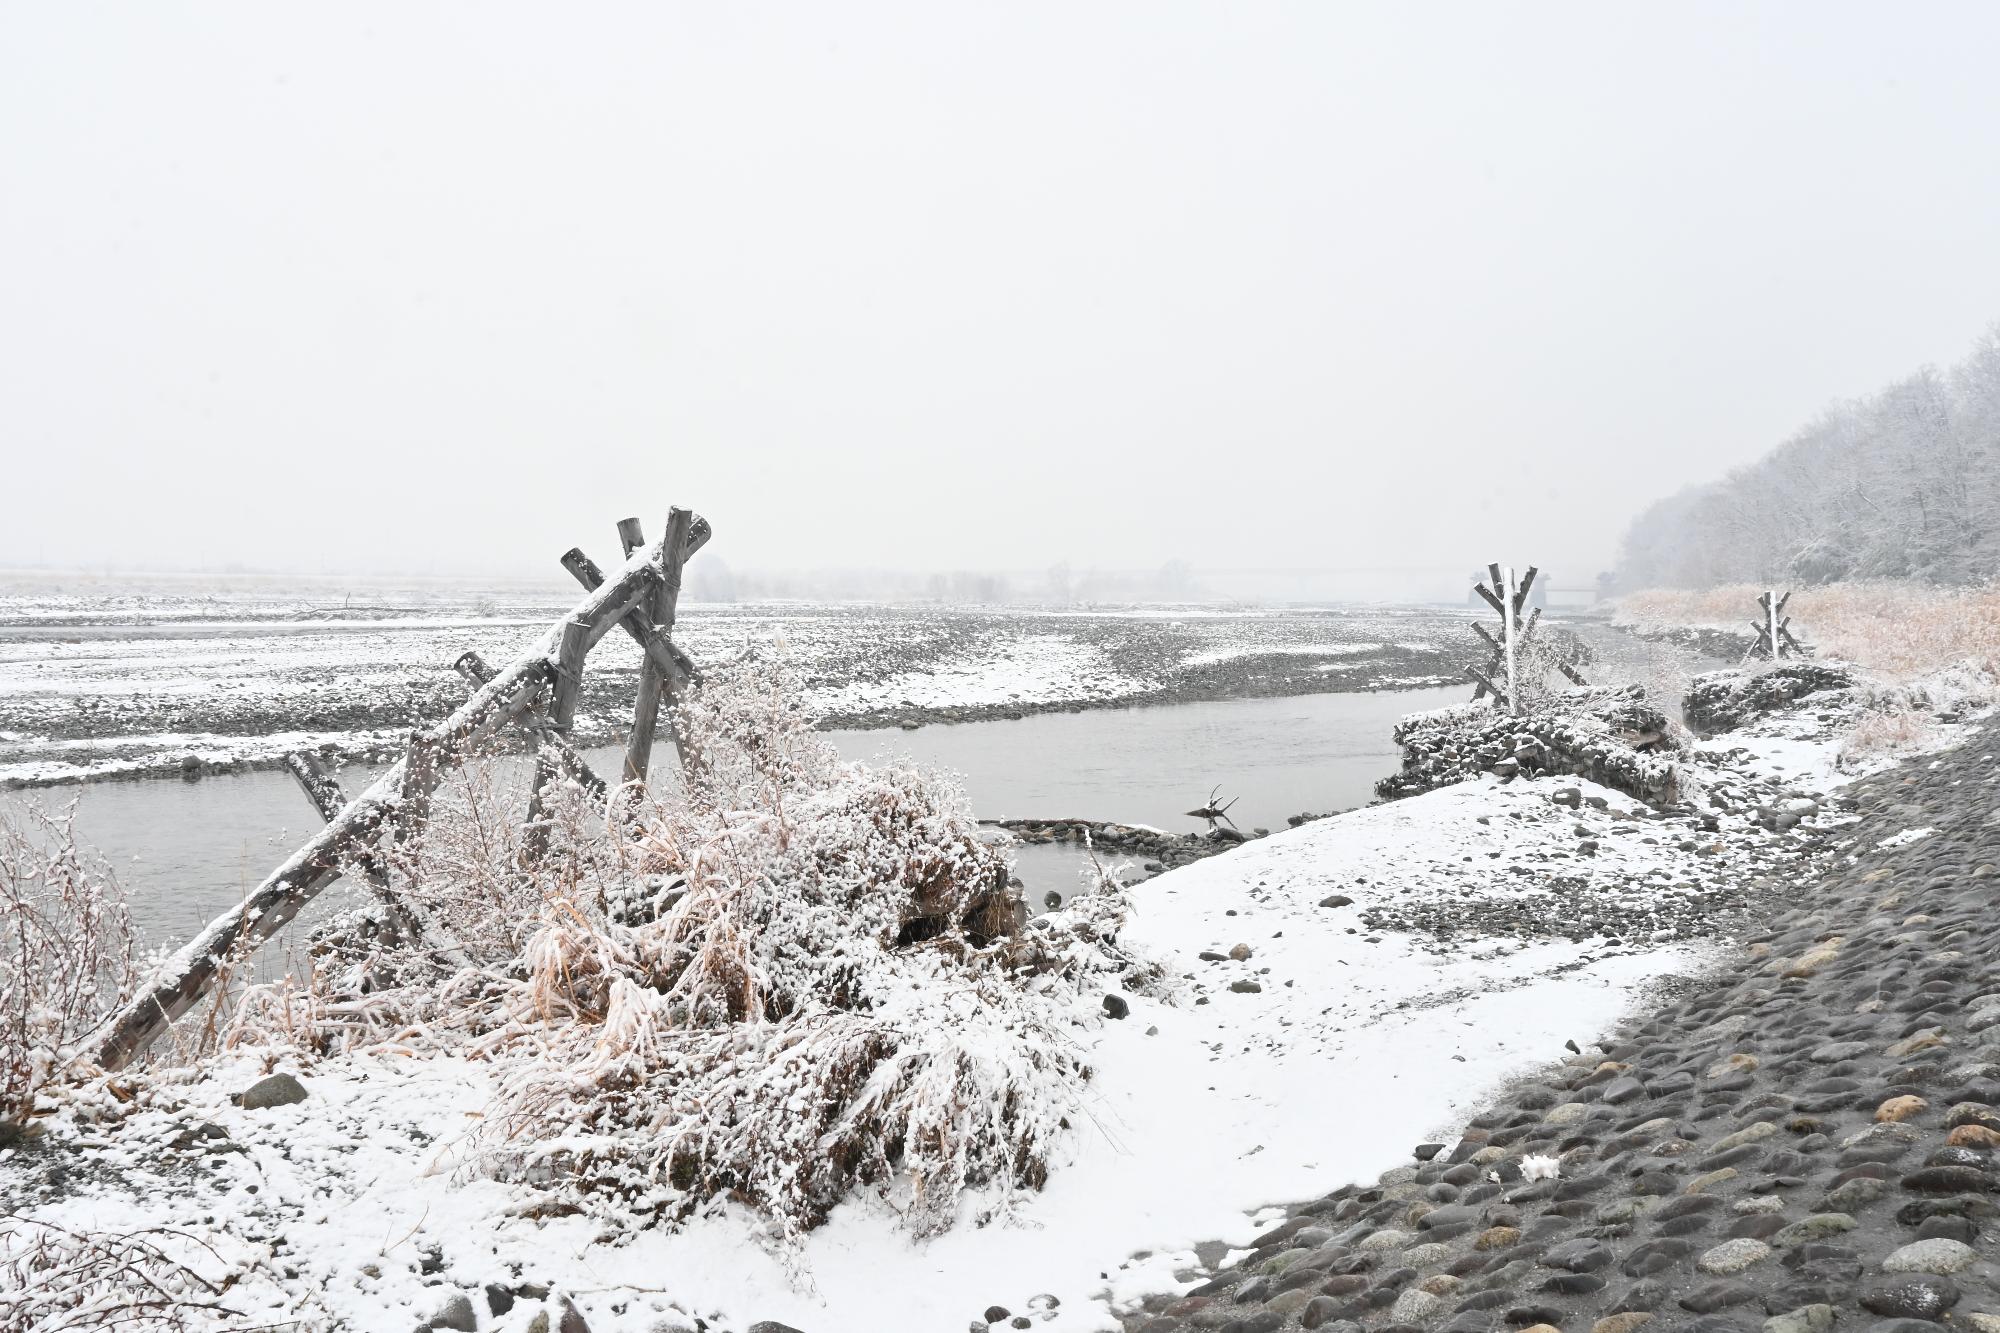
<box><xmin>228</xmin><ymin>656</ymin><xmax>1149</xmax><ymax>1248</ymax></box>
<box><xmin>0</xmin><ymin>802</ymin><xmax>134</xmax><ymax>1133</ymax></box>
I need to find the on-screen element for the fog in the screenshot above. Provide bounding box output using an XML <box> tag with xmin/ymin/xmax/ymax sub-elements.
<box><xmin>6</xmin><ymin>4</ymin><xmax>2000</xmax><ymax>601</ymax></box>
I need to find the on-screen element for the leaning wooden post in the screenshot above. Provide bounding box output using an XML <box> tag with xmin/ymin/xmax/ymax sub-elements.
<box><xmin>395</xmin><ymin>729</ymin><xmax>444</xmax><ymax>852</ymax></box>
<box><xmin>616</xmin><ymin>516</ymin><xmax>646</xmax><ymax>558</ymax></box>
<box><xmin>624</xmin><ymin>508</ymin><xmax>695</xmax><ymax>788</ymax></box>
<box><xmin>523</xmin><ymin>616</ymin><xmax>596</xmax><ymax>861</ymax></box>
<box><xmin>454</xmin><ymin>650</ymin><xmax>609</xmax><ymax>799</ymax></box>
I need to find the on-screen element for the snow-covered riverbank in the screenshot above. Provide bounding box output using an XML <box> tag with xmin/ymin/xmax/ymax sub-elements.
<box><xmin>4</xmin><ymin>707</ymin><xmax>1873</xmax><ymax>1332</ymax></box>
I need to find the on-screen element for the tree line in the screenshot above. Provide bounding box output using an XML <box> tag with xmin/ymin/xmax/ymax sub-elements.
<box><xmin>1618</xmin><ymin>325</ymin><xmax>2000</xmax><ymax>589</ymax></box>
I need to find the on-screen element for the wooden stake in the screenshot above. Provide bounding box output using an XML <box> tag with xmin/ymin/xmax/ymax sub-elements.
<box><xmin>454</xmin><ymin>650</ymin><xmax>608</xmax><ymax>799</ymax></box>
<box><xmin>623</xmin><ymin>508</ymin><xmax>695</xmax><ymax>786</ymax></box>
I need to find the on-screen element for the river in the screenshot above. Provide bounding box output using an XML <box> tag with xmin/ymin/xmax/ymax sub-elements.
<box><xmin>7</xmin><ymin>684</ymin><xmax>1463</xmax><ymax>958</ymax></box>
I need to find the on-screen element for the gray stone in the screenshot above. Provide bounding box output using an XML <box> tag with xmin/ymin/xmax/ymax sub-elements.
<box><xmin>1860</xmin><ymin>1276</ymin><xmax>1961</xmax><ymax>1321</ymax></box>
<box><xmin>1698</xmin><ymin>1238</ymin><xmax>1772</xmax><ymax>1275</ymax></box>
<box><xmin>1772</xmin><ymin>1214</ymin><xmax>1857</xmax><ymax>1247</ymax></box>
<box><xmin>1762</xmin><ymin>1305</ymin><xmax>1835</xmax><ymax>1333</ymax></box>
<box><xmin>1881</xmin><ymin>1238</ymin><xmax>1976</xmax><ymax>1274</ymax></box>
<box><xmin>430</xmin><ymin>1294</ymin><xmax>476</xmax><ymax>1332</ymax></box>
<box><xmin>239</xmin><ymin>1072</ymin><xmax>308</xmax><ymax>1109</ymax></box>
<box><xmin>1541</xmin><ymin>1238</ymin><xmax>1614</xmax><ymax>1272</ymax></box>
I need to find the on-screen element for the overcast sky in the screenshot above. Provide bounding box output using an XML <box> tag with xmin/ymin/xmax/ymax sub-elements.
<box><xmin>5</xmin><ymin>3</ymin><xmax>1999</xmax><ymax>595</ymax></box>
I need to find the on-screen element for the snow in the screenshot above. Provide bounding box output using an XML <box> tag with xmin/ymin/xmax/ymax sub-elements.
<box><xmin>1177</xmin><ymin>643</ymin><xmax>1380</xmax><ymax>669</ymax></box>
<box><xmin>1877</xmin><ymin>826</ymin><xmax>1936</xmax><ymax>849</ymax></box>
<box><xmin>814</xmin><ymin>633</ymin><xmax>1152</xmax><ymax>716</ymax></box>
<box><xmin>13</xmin><ymin>772</ymin><xmax>1724</xmax><ymax>1333</ymax></box>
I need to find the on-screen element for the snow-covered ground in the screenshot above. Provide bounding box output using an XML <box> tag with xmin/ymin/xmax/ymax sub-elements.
<box><xmin>0</xmin><ymin>599</ymin><xmax>1475</xmax><ymax>787</ymax></box>
<box><xmin>10</xmin><ymin>757</ymin><xmax>1843</xmax><ymax>1333</ymax></box>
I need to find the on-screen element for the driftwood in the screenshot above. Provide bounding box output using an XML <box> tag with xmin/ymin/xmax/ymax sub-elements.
<box><xmin>90</xmin><ymin>514</ymin><xmax>709</xmax><ymax>1072</ymax></box>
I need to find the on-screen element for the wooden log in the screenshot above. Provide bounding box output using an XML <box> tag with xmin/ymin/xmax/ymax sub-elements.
<box><xmin>285</xmin><ymin>750</ymin><xmax>348</xmax><ymax>823</ymax></box>
<box><xmin>625</xmin><ymin>508</ymin><xmax>695</xmax><ymax>785</ymax></box>
<box><xmin>395</xmin><ymin>729</ymin><xmax>444</xmax><ymax>850</ymax></box>
<box><xmin>454</xmin><ymin>650</ymin><xmax>608</xmax><ymax>798</ymax></box>
<box><xmin>560</xmin><ymin>549</ymin><xmax>700</xmax><ymax>689</ymax></box>
<box><xmin>283</xmin><ymin>751</ymin><xmax>467</xmax><ymax>964</ymax></box>
<box><xmin>88</xmin><ymin>527</ymin><xmax>684</xmax><ymax>1071</ymax></box>
<box><xmin>1465</xmin><ymin>666</ymin><xmax>1510</xmax><ymax>710</ymax></box>
<box><xmin>524</xmin><ymin>618</ymin><xmax>594</xmax><ymax>860</ymax></box>
<box><xmin>1473</xmin><ymin>582</ymin><xmax>1507</xmax><ymax>617</ymax></box>
<box><xmin>617</xmin><ymin>516</ymin><xmax>646</xmax><ymax>558</ymax></box>
<box><xmin>1512</xmin><ymin>566</ymin><xmax>1540</xmax><ymax>614</ymax></box>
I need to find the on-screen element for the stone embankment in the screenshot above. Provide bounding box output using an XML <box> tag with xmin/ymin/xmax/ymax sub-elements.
<box><xmin>1375</xmin><ymin>688</ymin><xmax>1680</xmax><ymax>808</ymax></box>
<box><xmin>1105</xmin><ymin>719</ymin><xmax>2000</xmax><ymax>1333</ymax></box>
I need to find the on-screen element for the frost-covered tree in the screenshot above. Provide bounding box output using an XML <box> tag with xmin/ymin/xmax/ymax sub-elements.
<box><xmin>1615</xmin><ymin>323</ymin><xmax>2000</xmax><ymax>589</ymax></box>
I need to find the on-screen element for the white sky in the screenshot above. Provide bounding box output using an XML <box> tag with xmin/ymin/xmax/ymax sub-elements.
<box><xmin>5</xmin><ymin>3</ymin><xmax>1999</xmax><ymax>594</ymax></box>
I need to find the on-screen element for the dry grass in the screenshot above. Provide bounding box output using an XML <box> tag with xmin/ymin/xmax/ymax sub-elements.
<box><xmin>1616</xmin><ymin>581</ymin><xmax>2000</xmax><ymax>682</ymax></box>
<box><xmin>1617</xmin><ymin>580</ymin><xmax>2000</xmax><ymax>767</ymax></box>
<box><xmin>207</xmin><ymin>654</ymin><xmax>1144</xmax><ymax>1250</ymax></box>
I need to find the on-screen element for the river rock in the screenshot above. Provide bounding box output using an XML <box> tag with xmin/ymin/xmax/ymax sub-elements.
<box><xmin>239</xmin><ymin>1073</ymin><xmax>308</xmax><ymax>1109</ymax></box>
<box><xmin>1881</xmin><ymin>1239</ymin><xmax>1976</xmax><ymax>1274</ymax></box>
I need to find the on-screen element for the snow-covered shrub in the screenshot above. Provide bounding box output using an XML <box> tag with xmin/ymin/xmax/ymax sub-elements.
<box><xmin>461</xmin><ymin>655</ymin><xmax>1127</xmax><ymax>1244</ymax></box>
<box><xmin>0</xmin><ymin>1213</ymin><xmax>233</xmax><ymax>1329</ymax></box>
<box><xmin>0</xmin><ymin>802</ymin><xmax>135</xmax><ymax>1133</ymax></box>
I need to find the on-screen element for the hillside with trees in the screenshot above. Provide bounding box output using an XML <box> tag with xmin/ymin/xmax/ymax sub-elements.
<box><xmin>1618</xmin><ymin>326</ymin><xmax>2000</xmax><ymax>589</ymax></box>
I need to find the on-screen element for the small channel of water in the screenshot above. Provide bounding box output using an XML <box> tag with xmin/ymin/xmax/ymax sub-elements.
<box><xmin>10</xmin><ymin>685</ymin><xmax>1461</xmax><ymax>956</ymax></box>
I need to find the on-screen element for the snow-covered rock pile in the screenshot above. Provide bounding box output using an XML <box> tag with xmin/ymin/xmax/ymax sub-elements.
<box><xmin>1681</xmin><ymin>661</ymin><xmax>1859</xmax><ymax>735</ymax></box>
<box><xmin>1374</xmin><ymin>684</ymin><xmax>1680</xmax><ymax>807</ymax></box>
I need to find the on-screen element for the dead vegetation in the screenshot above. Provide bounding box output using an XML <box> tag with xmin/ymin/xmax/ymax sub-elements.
<box><xmin>0</xmin><ymin>1214</ymin><xmax>240</xmax><ymax>1330</ymax></box>
<box><xmin>1616</xmin><ymin>581</ymin><xmax>2000</xmax><ymax>764</ymax></box>
<box><xmin>0</xmin><ymin>803</ymin><xmax>135</xmax><ymax>1135</ymax></box>
<box><xmin>209</xmin><ymin>656</ymin><xmax>1148</xmax><ymax>1247</ymax></box>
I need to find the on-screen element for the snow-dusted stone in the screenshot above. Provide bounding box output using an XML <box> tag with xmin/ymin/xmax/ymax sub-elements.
<box><xmin>1390</xmin><ymin>1287</ymin><xmax>1443</xmax><ymax>1323</ymax></box>
<box><xmin>430</xmin><ymin>1293</ymin><xmax>477</xmax><ymax>1332</ymax></box>
<box><xmin>1698</xmin><ymin>1238</ymin><xmax>1772</xmax><ymax>1275</ymax></box>
<box><xmin>1883</xmin><ymin>1238</ymin><xmax>1977</xmax><ymax>1274</ymax></box>
<box><xmin>1356</xmin><ymin>1227</ymin><xmax>1415</xmax><ymax>1252</ymax></box>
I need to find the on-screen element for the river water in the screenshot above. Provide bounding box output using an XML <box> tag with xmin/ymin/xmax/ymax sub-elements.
<box><xmin>8</xmin><ymin>685</ymin><xmax>1463</xmax><ymax>958</ymax></box>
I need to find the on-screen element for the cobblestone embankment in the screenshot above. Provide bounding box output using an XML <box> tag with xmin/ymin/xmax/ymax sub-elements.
<box><xmin>1112</xmin><ymin>721</ymin><xmax>2000</xmax><ymax>1333</ymax></box>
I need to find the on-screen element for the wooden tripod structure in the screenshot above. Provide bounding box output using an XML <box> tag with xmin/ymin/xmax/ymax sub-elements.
<box><xmin>90</xmin><ymin>510</ymin><xmax>711</xmax><ymax>1072</ymax></box>
<box><xmin>1465</xmin><ymin>562</ymin><xmax>1586</xmax><ymax>714</ymax></box>
<box><xmin>1745</xmin><ymin>589</ymin><xmax>1810</xmax><ymax>662</ymax></box>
